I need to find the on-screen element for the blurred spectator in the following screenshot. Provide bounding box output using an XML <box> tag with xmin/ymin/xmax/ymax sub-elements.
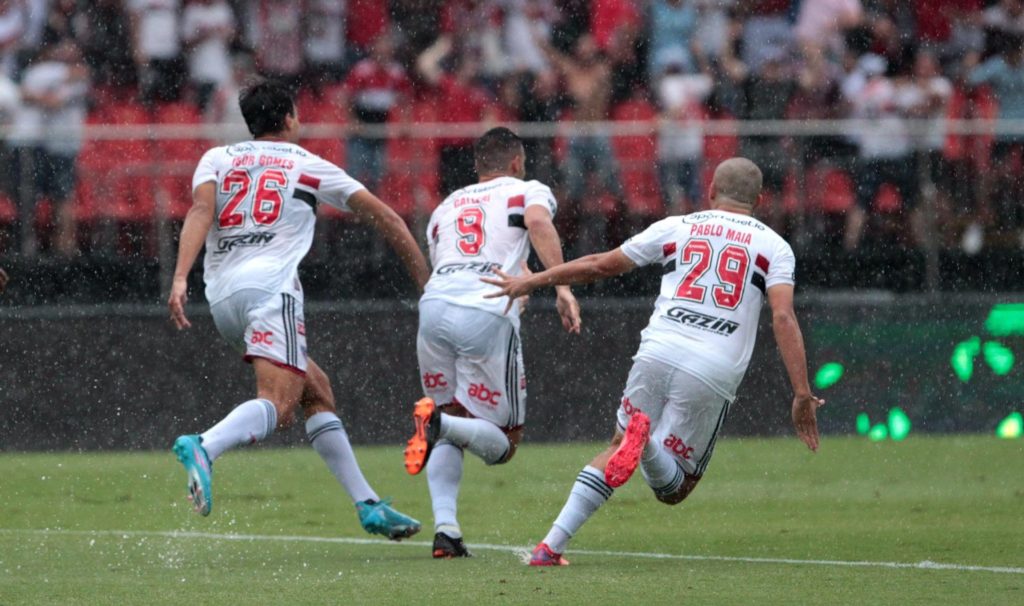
<box><xmin>904</xmin><ymin>50</ymin><xmax>953</xmax><ymax>219</ymax></box>
<box><xmin>304</xmin><ymin>0</ymin><xmax>347</xmax><ymax>82</ymax></box>
<box><xmin>77</xmin><ymin>0</ymin><xmax>135</xmax><ymax>89</ymax></box>
<box><xmin>181</xmin><ymin>0</ymin><xmax>235</xmax><ymax>110</ymax></box>
<box><xmin>518</xmin><ymin>70</ymin><xmax>560</xmax><ymax>184</ymax></box>
<box><xmin>41</xmin><ymin>0</ymin><xmax>85</xmax><ymax>48</ymax></box>
<box><xmin>7</xmin><ymin>40</ymin><xmax>89</xmax><ymax>256</ymax></box>
<box><xmin>439</xmin><ymin>0</ymin><xmax>508</xmax><ymax>79</ymax></box>
<box><xmin>248</xmin><ymin>0</ymin><xmax>303</xmax><ymax>88</ymax></box>
<box><xmin>724</xmin><ymin>48</ymin><xmax>798</xmax><ymax>231</ymax></box>
<box><xmin>647</xmin><ymin>0</ymin><xmax>700</xmax><ymax>80</ymax></box>
<box><xmin>738</xmin><ymin>0</ymin><xmax>792</xmax><ymax>74</ymax></box>
<box><xmin>347</xmin><ymin>0</ymin><xmax>389</xmax><ymax>63</ymax></box>
<box><xmin>0</xmin><ymin>69</ymin><xmax>18</xmax><ymax>202</ymax></box>
<box><xmin>205</xmin><ymin>52</ymin><xmax>254</xmax><ymax>142</ymax></box>
<box><xmin>789</xmin><ymin>51</ymin><xmax>851</xmax><ymax>169</ymax></box>
<box><xmin>694</xmin><ymin>0</ymin><xmax>739</xmax><ymax>63</ymax></box>
<box><xmin>967</xmin><ymin>36</ymin><xmax>1024</xmax><ymax>241</ymax></box>
<box><xmin>417</xmin><ymin>36</ymin><xmax>496</xmax><ymax>195</ymax></box>
<box><xmin>983</xmin><ymin>0</ymin><xmax>1024</xmax><ymax>36</ymax></box>
<box><xmin>0</xmin><ymin>0</ymin><xmax>27</xmax><ymax>77</ymax></box>
<box><xmin>655</xmin><ymin>67</ymin><xmax>711</xmax><ymax>214</ymax></box>
<box><xmin>342</xmin><ymin>34</ymin><xmax>412</xmax><ymax>191</ymax></box>
<box><xmin>537</xmin><ymin>31</ymin><xmax>626</xmax><ymax>251</ymax></box>
<box><xmin>842</xmin><ymin>54</ymin><xmax>921</xmax><ymax>251</ymax></box>
<box><xmin>502</xmin><ymin>0</ymin><xmax>558</xmax><ymax>74</ymax></box>
<box><xmin>129</xmin><ymin>0</ymin><xmax>185</xmax><ymax>103</ymax></box>
<box><xmin>795</xmin><ymin>0</ymin><xmax>863</xmax><ymax>59</ymax></box>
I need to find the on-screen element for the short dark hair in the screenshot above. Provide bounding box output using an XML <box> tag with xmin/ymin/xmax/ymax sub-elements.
<box><xmin>239</xmin><ymin>80</ymin><xmax>296</xmax><ymax>138</ymax></box>
<box><xmin>474</xmin><ymin>127</ymin><xmax>524</xmax><ymax>174</ymax></box>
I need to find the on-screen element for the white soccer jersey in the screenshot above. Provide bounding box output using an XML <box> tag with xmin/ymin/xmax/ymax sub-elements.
<box><xmin>620</xmin><ymin>210</ymin><xmax>796</xmax><ymax>400</ymax></box>
<box><xmin>192</xmin><ymin>140</ymin><xmax>365</xmax><ymax>305</ymax></box>
<box><xmin>421</xmin><ymin>176</ymin><xmax>557</xmax><ymax>322</ymax></box>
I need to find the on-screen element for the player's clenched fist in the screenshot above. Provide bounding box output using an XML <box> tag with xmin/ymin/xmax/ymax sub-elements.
<box><xmin>168</xmin><ymin>276</ymin><xmax>191</xmax><ymax>330</ymax></box>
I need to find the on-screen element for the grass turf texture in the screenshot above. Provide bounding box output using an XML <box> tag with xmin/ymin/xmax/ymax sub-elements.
<box><xmin>1</xmin><ymin>436</ymin><xmax>1022</xmax><ymax>605</ymax></box>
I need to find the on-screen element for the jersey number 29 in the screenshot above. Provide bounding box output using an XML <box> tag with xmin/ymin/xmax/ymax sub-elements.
<box><xmin>218</xmin><ymin>168</ymin><xmax>288</xmax><ymax>229</ymax></box>
<box><xmin>674</xmin><ymin>239</ymin><xmax>749</xmax><ymax>310</ymax></box>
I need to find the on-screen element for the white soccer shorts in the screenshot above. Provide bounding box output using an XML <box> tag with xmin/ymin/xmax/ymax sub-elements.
<box><xmin>210</xmin><ymin>288</ymin><xmax>308</xmax><ymax>375</ymax></box>
<box><xmin>417</xmin><ymin>299</ymin><xmax>526</xmax><ymax>429</ymax></box>
<box><xmin>616</xmin><ymin>357</ymin><xmax>731</xmax><ymax>477</ymax></box>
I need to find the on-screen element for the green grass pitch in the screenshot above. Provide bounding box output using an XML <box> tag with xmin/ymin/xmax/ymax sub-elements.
<box><xmin>1</xmin><ymin>436</ymin><xmax>1022</xmax><ymax>605</ymax></box>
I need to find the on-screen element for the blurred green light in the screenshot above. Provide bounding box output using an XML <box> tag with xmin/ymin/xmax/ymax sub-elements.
<box><xmin>983</xmin><ymin>341</ymin><xmax>1015</xmax><ymax>376</ymax></box>
<box><xmin>888</xmin><ymin>407</ymin><xmax>911</xmax><ymax>441</ymax></box>
<box><xmin>814</xmin><ymin>362</ymin><xmax>845</xmax><ymax>390</ymax></box>
<box><xmin>985</xmin><ymin>304</ymin><xmax>1024</xmax><ymax>337</ymax></box>
<box><xmin>868</xmin><ymin>423</ymin><xmax>888</xmax><ymax>442</ymax></box>
<box><xmin>856</xmin><ymin>413</ymin><xmax>871</xmax><ymax>435</ymax></box>
<box><xmin>996</xmin><ymin>412</ymin><xmax>1023</xmax><ymax>439</ymax></box>
<box><xmin>951</xmin><ymin>337</ymin><xmax>980</xmax><ymax>382</ymax></box>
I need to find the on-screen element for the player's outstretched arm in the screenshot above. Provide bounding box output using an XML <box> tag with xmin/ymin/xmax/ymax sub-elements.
<box><xmin>767</xmin><ymin>284</ymin><xmax>825</xmax><ymax>452</ymax></box>
<box><xmin>169</xmin><ymin>182</ymin><xmax>216</xmax><ymax>330</ymax></box>
<box><xmin>482</xmin><ymin>249</ymin><xmax>636</xmax><ymax>314</ymax></box>
<box><xmin>524</xmin><ymin>205</ymin><xmax>580</xmax><ymax>334</ymax></box>
<box><xmin>347</xmin><ymin>189</ymin><xmax>430</xmax><ymax>293</ymax></box>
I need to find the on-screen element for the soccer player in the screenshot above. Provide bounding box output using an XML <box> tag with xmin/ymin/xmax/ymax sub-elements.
<box><xmin>167</xmin><ymin>80</ymin><xmax>430</xmax><ymax>540</ymax></box>
<box><xmin>402</xmin><ymin>127</ymin><xmax>581</xmax><ymax>558</ymax></box>
<box><xmin>483</xmin><ymin>157</ymin><xmax>824</xmax><ymax>565</ymax></box>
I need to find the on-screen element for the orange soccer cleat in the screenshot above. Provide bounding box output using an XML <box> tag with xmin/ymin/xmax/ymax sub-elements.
<box><xmin>404</xmin><ymin>397</ymin><xmax>439</xmax><ymax>475</ymax></box>
<box><xmin>528</xmin><ymin>542</ymin><xmax>569</xmax><ymax>566</ymax></box>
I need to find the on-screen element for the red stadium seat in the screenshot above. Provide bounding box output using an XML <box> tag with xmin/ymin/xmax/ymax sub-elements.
<box><xmin>297</xmin><ymin>85</ymin><xmax>346</xmax><ymax>166</ymax></box>
<box><xmin>153</xmin><ymin>101</ymin><xmax>207</xmax><ymax>219</ymax></box>
<box><xmin>612</xmin><ymin>98</ymin><xmax>662</xmax><ymax>217</ymax></box>
<box><xmin>379</xmin><ymin>96</ymin><xmax>440</xmax><ymax>218</ymax></box>
<box><xmin>89</xmin><ymin>100</ymin><xmax>155</xmax><ymax>222</ymax></box>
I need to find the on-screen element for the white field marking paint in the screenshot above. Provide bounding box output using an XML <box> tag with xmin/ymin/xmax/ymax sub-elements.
<box><xmin>2</xmin><ymin>528</ymin><xmax>1023</xmax><ymax>575</ymax></box>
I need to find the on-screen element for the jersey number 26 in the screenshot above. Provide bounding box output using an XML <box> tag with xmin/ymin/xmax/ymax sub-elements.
<box><xmin>218</xmin><ymin>168</ymin><xmax>288</xmax><ymax>229</ymax></box>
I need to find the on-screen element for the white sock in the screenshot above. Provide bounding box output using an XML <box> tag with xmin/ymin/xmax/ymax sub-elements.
<box><xmin>427</xmin><ymin>441</ymin><xmax>464</xmax><ymax>538</ymax></box>
<box><xmin>439</xmin><ymin>414</ymin><xmax>509</xmax><ymax>465</ymax></box>
<box><xmin>640</xmin><ymin>442</ymin><xmax>685</xmax><ymax>497</ymax></box>
<box><xmin>542</xmin><ymin>466</ymin><xmax>613</xmax><ymax>553</ymax></box>
<box><xmin>200</xmin><ymin>398</ymin><xmax>277</xmax><ymax>461</ymax></box>
<box><xmin>305</xmin><ymin>412</ymin><xmax>379</xmax><ymax>504</ymax></box>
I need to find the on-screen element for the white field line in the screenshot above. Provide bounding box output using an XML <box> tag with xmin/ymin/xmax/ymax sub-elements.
<box><xmin>2</xmin><ymin>528</ymin><xmax>1022</xmax><ymax>575</ymax></box>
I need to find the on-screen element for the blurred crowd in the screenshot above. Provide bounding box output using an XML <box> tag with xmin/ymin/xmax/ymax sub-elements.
<box><xmin>1</xmin><ymin>0</ymin><xmax>1023</xmax><ymax>261</ymax></box>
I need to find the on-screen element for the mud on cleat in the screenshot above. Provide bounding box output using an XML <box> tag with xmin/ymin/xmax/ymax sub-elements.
<box><xmin>432</xmin><ymin>532</ymin><xmax>472</xmax><ymax>558</ymax></box>
<box><xmin>172</xmin><ymin>435</ymin><xmax>213</xmax><ymax>516</ymax></box>
<box><xmin>605</xmin><ymin>410</ymin><xmax>651</xmax><ymax>488</ymax></box>
<box><xmin>357</xmin><ymin>498</ymin><xmax>422</xmax><ymax>540</ymax></box>
<box><xmin>529</xmin><ymin>542</ymin><xmax>569</xmax><ymax>566</ymax></box>
<box><xmin>404</xmin><ymin>397</ymin><xmax>440</xmax><ymax>475</ymax></box>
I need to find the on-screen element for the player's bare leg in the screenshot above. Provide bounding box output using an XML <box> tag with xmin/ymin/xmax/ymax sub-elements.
<box><xmin>173</xmin><ymin>358</ymin><xmax>303</xmax><ymax>516</ymax></box>
<box><xmin>301</xmin><ymin>357</ymin><xmax>420</xmax><ymax>540</ymax></box>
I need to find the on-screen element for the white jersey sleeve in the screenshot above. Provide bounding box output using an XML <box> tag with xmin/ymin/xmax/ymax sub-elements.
<box><xmin>302</xmin><ymin>155</ymin><xmax>366</xmax><ymax>212</ymax></box>
<box><xmin>192</xmin><ymin>147</ymin><xmax>221</xmax><ymax>191</ymax></box>
<box><xmin>620</xmin><ymin>218</ymin><xmax>679</xmax><ymax>267</ymax></box>
<box><xmin>523</xmin><ymin>180</ymin><xmax>557</xmax><ymax>217</ymax></box>
<box><xmin>765</xmin><ymin>238</ymin><xmax>796</xmax><ymax>289</ymax></box>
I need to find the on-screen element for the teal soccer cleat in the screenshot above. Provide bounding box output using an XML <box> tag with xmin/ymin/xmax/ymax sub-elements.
<box><xmin>357</xmin><ymin>498</ymin><xmax>422</xmax><ymax>540</ymax></box>
<box><xmin>173</xmin><ymin>435</ymin><xmax>213</xmax><ymax>516</ymax></box>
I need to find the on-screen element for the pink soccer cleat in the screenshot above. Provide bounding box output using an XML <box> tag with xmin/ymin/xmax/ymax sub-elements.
<box><xmin>529</xmin><ymin>542</ymin><xmax>569</xmax><ymax>566</ymax></box>
<box><xmin>604</xmin><ymin>411</ymin><xmax>651</xmax><ymax>488</ymax></box>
